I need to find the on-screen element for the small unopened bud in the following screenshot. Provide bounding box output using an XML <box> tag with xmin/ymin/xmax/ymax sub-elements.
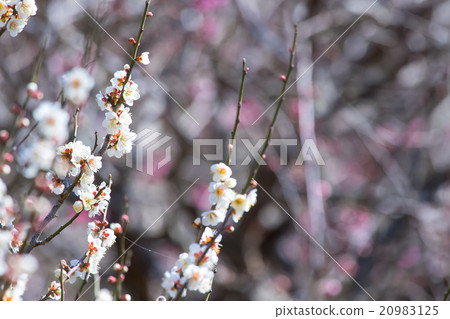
<box><xmin>122</xmin><ymin>265</ymin><xmax>129</xmax><ymax>273</ymax></box>
<box><xmin>60</xmin><ymin>260</ymin><xmax>68</xmax><ymax>268</ymax></box>
<box><xmin>73</xmin><ymin>201</ymin><xmax>83</xmax><ymax>213</ymax></box>
<box><xmin>225</xmin><ymin>225</ymin><xmax>235</xmax><ymax>233</ymax></box>
<box><xmin>113</xmin><ymin>263</ymin><xmax>122</xmax><ymax>271</ymax></box>
<box><xmin>128</xmin><ymin>37</ymin><xmax>136</xmax><ymax>45</ymax></box>
<box><xmin>245</xmin><ymin>67</ymin><xmax>250</xmax><ymax>72</ymax></box>
<box><xmin>289</xmin><ymin>47</ymin><xmax>294</xmax><ymax>53</ymax></box>
<box><xmin>107</xmin><ymin>276</ymin><xmax>117</xmax><ymax>284</ymax></box>
<box><xmin>120</xmin><ymin>294</ymin><xmax>131</xmax><ymax>301</ymax></box>
<box><xmin>250</xmin><ymin>179</ymin><xmax>258</xmax><ymax>188</ymax></box>
<box><xmin>121</xmin><ymin>214</ymin><xmax>129</xmax><ymax>223</ymax></box>
<box><xmin>10</xmin><ymin>105</ymin><xmax>21</xmax><ymax>114</ymax></box>
<box><xmin>146</xmin><ymin>12</ymin><xmax>153</xmax><ymax>17</ymax></box>
<box><xmin>26</xmin><ymin>82</ymin><xmax>43</xmax><ymax>99</ymax></box>
<box><xmin>280</xmin><ymin>75</ymin><xmax>286</xmax><ymax>82</ymax></box>
<box><xmin>0</xmin><ymin>164</ymin><xmax>11</xmax><ymax>175</ymax></box>
<box><xmin>192</xmin><ymin>217</ymin><xmax>202</xmax><ymax>228</ymax></box>
<box><xmin>228</xmin><ymin>143</ymin><xmax>234</xmax><ymax>150</ymax></box>
<box><xmin>156</xmin><ymin>296</ymin><xmax>166</xmax><ymax>301</ymax></box>
<box><xmin>120</xmin><ymin>274</ymin><xmax>125</xmax><ymax>281</ymax></box>
<box><xmin>110</xmin><ymin>223</ymin><xmax>123</xmax><ymax>234</ymax></box>
<box><xmin>19</xmin><ymin>117</ymin><xmax>30</xmax><ymax>128</ymax></box>
<box><xmin>27</xmin><ymin>82</ymin><xmax>38</xmax><ymax>93</ymax></box>
<box><xmin>123</xmin><ymin>64</ymin><xmax>131</xmax><ymax>71</ymax></box>
<box><xmin>3</xmin><ymin>153</ymin><xmax>13</xmax><ymax>163</ymax></box>
<box><xmin>0</xmin><ymin>130</ymin><xmax>9</xmax><ymax>143</ymax></box>
<box><xmin>262</xmin><ymin>154</ymin><xmax>266</xmax><ymax>159</ymax></box>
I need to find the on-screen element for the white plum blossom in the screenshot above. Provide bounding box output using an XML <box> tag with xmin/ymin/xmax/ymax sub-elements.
<box><xmin>46</xmin><ymin>171</ymin><xmax>65</xmax><ymax>195</ymax></box>
<box><xmin>210</xmin><ymin>163</ymin><xmax>232</xmax><ymax>182</ymax></box>
<box><xmin>106</xmin><ymin>129</ymin><xmax>136</xmax><ymax>158</ymax></box>
<box><xmin>96</xmin><ymin>288</ymin><xmax>113</xmax><ymax>301</ymax></box>
<box><xmin>16</xmin><ymin>0</ymin><xmax>37</xmax><ymax>19</ymax></box>
<box><xmin>1</xmin><ymin>0</ymin><xmax>37</xmax><ymax>37</ymax></box>
<box><xmin>6</xmin><ymin>16</ymin><xmax>26</xmax><ymax>37</ymax></box>
<box><xmin>56</xmin><ymin>141</ymin><xmax>92</xmax><ymax>177</ymax></box>
<box><xmin>102</xmin><ymin>105</ymin><xmax>132</xmax><ymax>135</ymax></box>
<box><xmin>47</xmin><ymin>281</ymin><xmax>61</xmax><ymax>300</ymax></box>
<box><xmin>162</xmin><ymin>267</ymin><xmax>186</xmax><ymax>299</ymax></box>
<box><xmin>201</xmin><ymin>209</ymin><xmax>225</xmax><ymax>227</ymax></box>
<box><xmin>230</xmin><ymin>193</ymin><xmax>251</xmax><ymax>223</ymax></box>
<box><xmin>76</xmin><ymin>182</ymin><xmax>111</xmax><ymax>218</ymax></box>
<box><xmin>62</xmin><ymin>67</ymin><xmax>95</xmax><ymax>105</ymax></box>
<box><xmin>136</xmin><ymin>52</ymin><xmax>150</xmax><ymax>65</ymax></box>
<box><xmin>208</xmin><ymin>181</ymin><xmax>234</xmax><ymax>208</ymax></box>
<box><xmin>18</xmin><ymin>138</ymin><xmax>56</xmax><ymax>179</ymax></box>
<box><xmin>32</xmin><ymin>101</ymin><xmax>70</xmax><ymax>145</ymax></box>
<box><xmin>122</xmin><ymin>81</ymin><xmax>140</xmax><ymax>106</ymax></box>
<box><xmin>183</xmin><ymin>264</ymin><xmax>214</xmax><ymax>294</ymax></box>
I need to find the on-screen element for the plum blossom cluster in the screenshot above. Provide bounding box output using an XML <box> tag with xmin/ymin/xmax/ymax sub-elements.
<box><xmin>161</xmin><ymin>163</ymin><xmax>257</xmax><ymax>299</ymax></box>
<box><xmin>162</xmin><ymin>228</ymin><xmax>220</xmax><ymax>298</ymax></box>
<box><xmin>47</xmin><ymin>140</ymin><xmax>109</xmax><ymax>219</ymax></box>
<box><xmin>0</xmin><ymin>0</ymin><xmax>37</xmax><ymax>37</ymax></box>
<box><xmin>45</xmin><ymin>221</ymin><xmax>116</xmax><ymax>300</ymax></box>
<box><xmin>203</xmin><ymin>163</ymin><xmax>257</xmax><ymax>227</ymax></box>
<box><xmin>96</xmin><ymin>64</ymin><xmax>143</xmax><ymax>158</ymax></box>
<box><xmin>18</xmin><ymin>99</ymin><xmax>70</xmax><ymax>179</ymax></box>
<box><xmin>0</xmin><ymin>178</ymin><xmax>38</xmax><ymax>300</ymax></box>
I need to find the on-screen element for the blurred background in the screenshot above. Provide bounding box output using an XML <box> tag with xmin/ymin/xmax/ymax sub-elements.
<box><xmin>1</xmin><ymin>0</ymin><xmax>450</xmax><ymax>300</ymax></box>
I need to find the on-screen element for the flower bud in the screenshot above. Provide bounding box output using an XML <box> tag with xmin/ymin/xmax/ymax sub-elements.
<box><xmin>10</xmin><ymin>105</ymin><xmax>20</xmax><ymax>114</ymax></box>
<box><xmin>113</xmin><ymin>263</ymin><xmax>122</xmax><ymax>271</ymax></box>
<box><xmin>225</xmin><ymin>225</ymin><xmax>235</xmax><ymax>233</ymax></box>
<box><xmin>73</xmin><ymin>201</ymin><xmax>84</xmax><ymax>213</ymax></box>
<box><xmin>0</xmin><ymin>164</ymin><xmax>11</xmax><ymax>175</ymax></box>
<box><xmin>280</xmin><ymin>75</ymin><xmax>286</xmax><ymax>82</ymax></box>
<box><xmin>19</xmin><ymin>117</ymin><xmax>30</xmax><ymax>128</ymax></box>
<box><xmin>121</xmin><ymin>214</ymin><xmax>129</xmax><ymax>223</ymax></box>
<box><xmin>110</xmin><ymin>223</ymin><xmax>123</xmax><ymax>234</ymax></box>
<box><xmin>128</xmin><ymin>37</ymin><xmax>136</xmax><ymax>45</ymax></box>
<box><xmin>107</xmin><ymin>276</ymin><xmax>117</xmax><ymax>284</ymax></box>
<box><xmin>146</xmin><ymin>12</ymin><xmax>153</xmax><ymax>17</ymax></box>
<box><xmin>192</xmin><ymin>217</ymin><xmax>202</xmax><ymax>228</ymax></box>
<box><xmin>122</xmin><ymin>265</ymin><xmax>129</xmax><ymax>273</ymax></box>
<box><xmin>120</xmin><ymin>274</ymin><xmax>125</xmax><ymax>281</ymax></box>
<box><xmin>3</xmin><ymin>153</ymin><xmax>13</xmax><ymax>163</ymax></box>
<box><xmin>156</xmin><ymin>296</ymin><xmax>166</xmax><ymax>301</ymax></box>
<box><xmin>120</xmin><ymin>294</ymin><xmax>131</xmax><ymax>301</ymax></box>
<box><xmin>0</xmin><ymin>130</ymin><xmax>9</xmax><ymax>143</ymax></box>
<box><xmin>250</xmin><ymin>179</ymin><xmax>258</xmax><ymax>188</ymax></box>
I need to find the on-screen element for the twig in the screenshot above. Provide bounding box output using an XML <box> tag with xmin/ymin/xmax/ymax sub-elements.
<box><xmin>114</xmin><ymin>196</ymin><xmax>129</xmax><ymax>300</ymax></box>
<box><xmin>444</xmin><ymin>287</ymin><xmax>450</xmax><ymax>301</ymax></box>
<box><xmin>92</xmin><ymin>131</ymin><xmax>99</xmax><ymax>153</ymax></box>
<box><xmin>59</xmin><ymin>262</ymin><xmax>65</xmax><ymax>301</ymax></box>
<box><xmin>75</xmin><ymin>272</ymin><xmax>89</xmax><ymax>301</ymax></box>
<box><xmin>226</xmin><ymin>58</ymin><xmax>248</xmax><ymax>166</ymax></box>
<box><xmin>73</xmin><ymin>108</ymin><xmax>80</xmax><ymax>142</ymax></box>
<box><xmin>116</xmin><ymin>0</ymin><xmax>151</xmax><ymax>107</ymax></box>
<box><xmin>174</xmin><ymin>25</ymin><xmax>298</xmax><ymax>301</ymax></box>
<box><xmin>11</xmin><ymin>121</ymin><xmax>39</xmax><ymax>154</ymax></box>
<box><xmin>25</xmin><ymin>172</ymin><xmax>83</xmax><ymax>253</ymax></box>
<box><xmin>242</xmin><ymin>24</ymin><xmax>298</xmax><ymax>192</ymax></box>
